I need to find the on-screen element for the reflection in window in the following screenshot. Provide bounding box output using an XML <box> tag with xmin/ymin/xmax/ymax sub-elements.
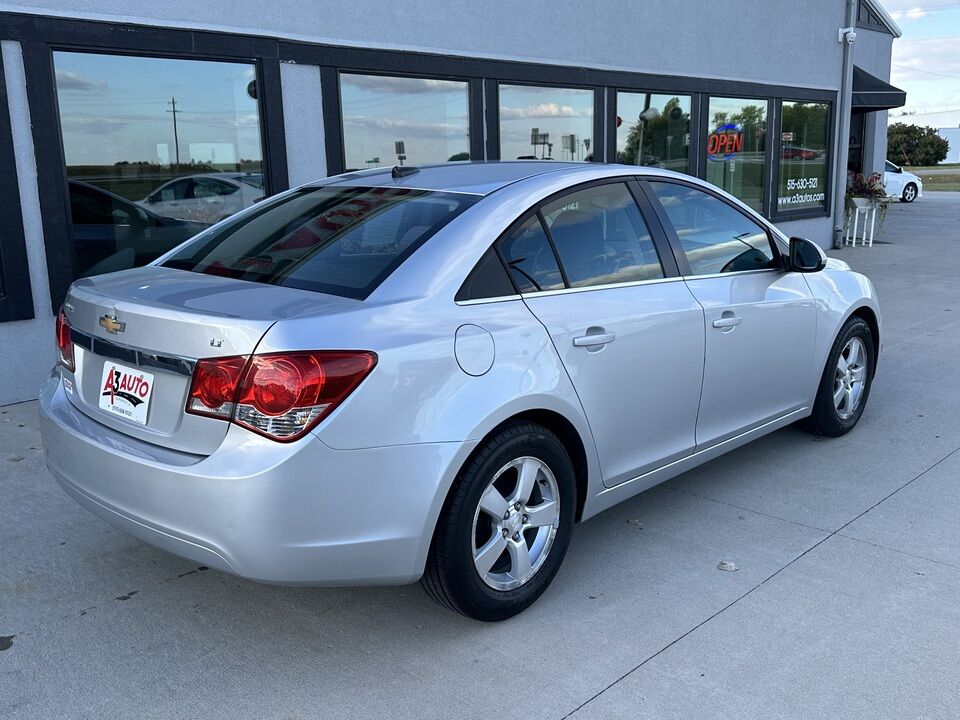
<box><xmin>615</xmin><ymin>92</ymin><xmax>691</xmax><ymax>174</ymax></box>
<box><xmin>340</xmin><ymin>74</ymin><xmax>470</xmax><ymax>171</ymax></box>
<box><xmin>498</xmin><ymin>216</ymin><xmax>564</xmax><ymax>293</ymax></box>
<box><xmin>541</xmin><ymin>183</ymin><xmax>663</xmax><ymax>288</ymax></box>
<box><xmin>54</xmin><ymin>51</ymin><xmax>264</xmax><ymax>277</ymax></box>
<box><xmin>499</xmin><ymin>85</ymin><xmax>593</xmax><ymax>161</ymax></box>
<box><xmin>705</xmin><ymin>97</ymin><xmax>767</xmax><ymax>212</ymax></box>
<box><xmin>649</xmin><ymin>182</ymin><xmax>775</xmax><ymax>276</ymax></box>
<box><xmin>778</xmin><ymin>102</ymin><xmax>829</xmax><ymax>213</ymax></box>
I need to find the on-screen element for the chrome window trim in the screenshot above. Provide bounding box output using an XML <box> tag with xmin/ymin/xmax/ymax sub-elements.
<box><xmin>455</xmin><ymin>294</ymin><xmax>523</xmax><ymax>307</ymax></box>
<box><xmin>70</xmin><ymin>328</ymin><xmax>197</xmax><ymax>376</ymax></box>
<box><xmin>679</xmin><ymin>267</ymin><xmax>782</xmax><ymax>281</ymax></box>
<box><xmin>520</xmin><ymin>275</ymin><xmax>684</xmax><ymax>299</ymax></box>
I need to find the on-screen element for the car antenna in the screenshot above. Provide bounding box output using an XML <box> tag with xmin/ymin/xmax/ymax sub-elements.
<box><xmin>392</xmin><ymin>165</ymin><xmax>419</xmax><ymax>179</ymax></box>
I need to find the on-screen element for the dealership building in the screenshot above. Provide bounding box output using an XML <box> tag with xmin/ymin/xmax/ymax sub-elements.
<box><xmin>0</xmin><ymin>0</ymin><xmax>905</xmax><ymax>403</ymax></box>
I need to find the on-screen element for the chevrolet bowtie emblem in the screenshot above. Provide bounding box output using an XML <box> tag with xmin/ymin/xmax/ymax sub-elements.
<box><xmin>99</xmin><ymin>314</ymin><xmax>126</xmax><ymax>334</ymax></box>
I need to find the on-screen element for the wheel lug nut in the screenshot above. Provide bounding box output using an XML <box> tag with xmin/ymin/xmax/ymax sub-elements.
<box><xmin>514</xmin><ymin>502</ymin><xmax>521</xmax><ymax>510</ymax></box>
<box><xmin>512</xmin><ymin>532</ymin><xmax>520</xmax><ymax>541</ymax></box>
<box><xmin>522</xmin><ymin>515</ymin><xmax>528</xmax><ymax>523</ymax></box>
<box><xmin>502</xmin><ymin>529</ymin><xmax>508</xmax><ymax>538</ymax></box>
<box><xmin>503</xmin><ymin>511</ymin><xmax>510</xmax><ymax>520</ymax></box>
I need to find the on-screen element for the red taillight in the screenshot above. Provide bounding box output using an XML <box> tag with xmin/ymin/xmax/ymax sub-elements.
<box><xmin>186</xmin><ymin>351</ymin><xmax>376</xmax><ymax>442</ymax></box>
<box><xmin>186</xmin><ymin>356</ymin><xmax>248</xmax><ymax>419</ymax></box>
<box><xmin>56</xmin><ymin>308</ymin><xmax>75</xmax><ymax>372</ymax></box>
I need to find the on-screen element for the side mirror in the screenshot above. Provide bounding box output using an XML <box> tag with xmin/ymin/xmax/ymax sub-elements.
<box><xmin>788</xmin><ymin>237</ymin><xmax>827</xmax><ymax>273</ymax></box>
<box><xmin>895</xmin><ymin>167</ymin><xmax>903</xmax><ymax>174</ymax></box>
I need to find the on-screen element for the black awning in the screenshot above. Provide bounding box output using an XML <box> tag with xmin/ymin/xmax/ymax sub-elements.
<box><xmin>852</xmin><ymin>66</ymin><xmax>906</xmax><ymax>112</ymax></box>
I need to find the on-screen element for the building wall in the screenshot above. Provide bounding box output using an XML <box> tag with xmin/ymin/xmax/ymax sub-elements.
<box><xmin>854</xmin><ymin>26</ymin><xmax>895</xmax><ymax>176</ymax></box>
<box><xmin>0</xmin><ymin>0</ymin><xmax>847</xmax><ymax>91</ymax></box>
<box><xmin>937</xmin><ymin>128</ymin><xmax>960</xmax><ymax>163</ymax></box>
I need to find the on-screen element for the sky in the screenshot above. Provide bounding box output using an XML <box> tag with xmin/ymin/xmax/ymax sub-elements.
<box><xmin>886</xmin><ymin>0</ymin><xmax>960</xmax><ymax>128</ymax></box>
<box><xmin>54</xmin><ymin>52</ymin><xmax>262</xmax><ymax>168</ymax></box>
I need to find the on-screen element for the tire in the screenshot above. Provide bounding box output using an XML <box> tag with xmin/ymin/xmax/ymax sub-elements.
<box><xmin>421</xmin><ymin>421</ymin><xmax>576</xmax><ymax>621</ymax></box>
<box><xmin>901</xmin><ymin>183</ymin><xmax>918</xmax><ymax>203</ymax></box>
<box><xmin>802</xmin><ymin>316</ymin><xmax>875</xmax><ymax>437</ymax></box>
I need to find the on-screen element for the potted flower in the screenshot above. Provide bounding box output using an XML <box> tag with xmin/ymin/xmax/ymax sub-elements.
<box><xmin>845</xmin><ymin>171</ymin><xmax>891</xmax><ymax>237</ymax></box>
<box><xmin>846</xmin><ymin>172</ymin><xmax>887</xmax><ymax>209</ymax></box>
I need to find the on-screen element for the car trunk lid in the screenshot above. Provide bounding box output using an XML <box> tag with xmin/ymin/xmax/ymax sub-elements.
<box><xmin>62</xmin><ymin>265</ymin><xmax>360</xmax><ymax>454</ymax></box>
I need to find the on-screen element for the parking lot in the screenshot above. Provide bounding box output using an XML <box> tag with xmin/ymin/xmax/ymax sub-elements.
<box><xmin>2</xmin><ymin>192</ymin><xmax>959</xmax><ymax>719</ymax></box>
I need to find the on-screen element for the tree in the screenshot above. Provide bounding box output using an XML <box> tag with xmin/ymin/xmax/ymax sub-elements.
<box><xmin>887</xmin><ymin>122</ymin><xmax>949</xmax><ymax>166</ymax></box>
<box><xmin>447</xmin><ymin>152</ymin><xmax>470</xmax><ymax>161</ymax></box>
<box><xmin>620</xmin><ymin>97</ymin><xmax>690</xmax><ymax>165</ymax></box>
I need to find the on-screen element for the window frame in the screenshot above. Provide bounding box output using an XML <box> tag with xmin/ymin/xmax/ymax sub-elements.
<box><xmin>0</xmin><ymin>50</ymin><xmax>35</xmax><ymax>322</ymax></box>
<box><xmin>457</xmin><ymin>176</ymin><xmax>681</xmax><ymax>303</ymax></box>
<box><xmin>13</xmin><ymin>23</ymin><xmax>289</xmax><ymax>312</ymax></box>
<box><xmin>336</xmin><ymin>69</ymin><xmax>477</xmax><ymax>172</ymax></box>
<box><xmin>637</xmin><ymin>176</ymin><xmax>786</xmax><ymax>279</ymax></box>
<box><xmin>492</xmin><ymin>80</ymin><xmax>604</xmax><ymax>163</ymax></box>
<box><xmin>770</xmin><ymin>98</ymin><xmax>835</xmax><ymax>222</ymax></box>
<box><xmin>608</xmin><ymin>89</ymin><xmax>697</xmax><ymax>175</ymax></box>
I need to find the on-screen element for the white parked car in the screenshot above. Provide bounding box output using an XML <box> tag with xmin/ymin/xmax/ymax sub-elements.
<box><xmin>139</xmin><ymin>172</ymin><xmax>264</xmax><ymax>224</ymax></box>
<box><xmin>884</xmin><ymin>161</ymin><xmax>922</xmax><ymax>203</ymax></box>
<box><xmin>42</xmin><ymin>162</ymin><xmax>881</xmax><ymax>621</ymax></box>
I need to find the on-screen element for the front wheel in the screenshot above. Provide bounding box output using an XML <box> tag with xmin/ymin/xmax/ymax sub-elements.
<box><xmin>421</xmin><ymin>422</ymin><xmax>576</xmax><ymax>621</ymax></box>
<box><xmin>901</xmin><ymin>183</ymin><xmax>918</xmax><ymax>203</ymax></box>
<box><xmin>802</xmin><ymin>316</ymin><xmax>875</xmax><ymax>437</ymax></box>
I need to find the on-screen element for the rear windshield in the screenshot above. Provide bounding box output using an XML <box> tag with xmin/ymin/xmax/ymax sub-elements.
<box><xmin>163</xmin><ymin>185</ymin><xmax>477</xmax><ymax>299</ymax></box>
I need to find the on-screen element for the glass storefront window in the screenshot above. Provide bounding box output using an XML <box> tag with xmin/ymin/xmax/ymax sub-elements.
<box><xmin>705</xmin><ymin>97</ymin><xmax>767</xmax><ymax>212</ymax></box>
<box><xmin>615</xmin><ymin>92</ymin><xmax>691</xmax><ymax>173</ymax></box>
<box><xmin>778</xmin><ymin>101</ymin><xmax>830</xmax><ymax>213</ymax></box>
<box><xmin>499</xmin><ymin>84</ymin><xmax>593</xmax><ymax>161</ymax></box>
<box><xmin>340</xmin><ymin>74</ymin><xmax>470</xmax><ymax>171</ymax></box>
<box><xmin>54</xmin><ymin>51</ymin><xmax>264</xmax><ymax>278</ymax></box>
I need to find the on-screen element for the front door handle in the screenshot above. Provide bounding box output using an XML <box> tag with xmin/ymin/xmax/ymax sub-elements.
<box><xmin>573</xmin><ymin>332</ymin><xmax>616</xmax><ymax>347</ymax></box>
<box><xmin>712</xmin><ymin>315</ymin><xmax>742</xmax><ymax>329</ymax></box>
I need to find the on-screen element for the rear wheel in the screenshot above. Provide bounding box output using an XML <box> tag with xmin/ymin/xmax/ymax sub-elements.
<box><xmin>802</xmin><ymin>317</ymin><xmax>875</xmax><ymax>437</ymax></box>
<box><xmin>901</xmin><ymin>183</ymin><xmax>918</xmax><ymax>203</ymax></box>
<box><xmin>421</xmin><ymin>422</ymin><xmax>575</xmax><ymax>621</ymax></box>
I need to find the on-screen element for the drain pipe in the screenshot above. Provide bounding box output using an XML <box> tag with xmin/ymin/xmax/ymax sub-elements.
<box><xmin>833</xmin><ymin>0</ymin><xmax>858</xmax><ymax>248</ymax></box>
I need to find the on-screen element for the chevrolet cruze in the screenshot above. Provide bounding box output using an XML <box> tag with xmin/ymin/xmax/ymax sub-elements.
<box><xmin>40</xmin><ymin>162</ymin><xmax>880</xmax><ymax>621</ymax></box>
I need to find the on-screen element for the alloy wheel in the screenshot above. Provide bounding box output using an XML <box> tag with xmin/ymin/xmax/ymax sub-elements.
<box><xmin>904</xmin><ymin>185</ymin><xmax>917</xmax><ymax>202</ymax></box>
<box><xmin>471</xmin><ymin>456</ymin><xmax>560</xmax><ymax>591</ymax></box>
<box><xmin>833</xmin><ymin>337</ymin><xmax>868</xmax><ymax>420</ymax></box>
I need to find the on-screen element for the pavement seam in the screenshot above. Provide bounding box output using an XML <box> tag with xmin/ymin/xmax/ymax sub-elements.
<box><xmin>560</xmin><ymin>532</ymin><xmax>833</xmax><ymax>719</ymax></box>
<box><xmin>833</xmin><ymin>532</ymin><xmax>960</xmax><ymax>574</ymax></box>
<box><xmin>562</xmin><ymin>442</ymin><xmax>960</xmax><ymax>719</ymax></box>
<box><xmin>665</xmin><ymin>484</ymin><xmax>833</xmax><ymax>534</ymax></box>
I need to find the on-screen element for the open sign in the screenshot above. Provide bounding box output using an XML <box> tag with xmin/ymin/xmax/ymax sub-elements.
<box><xmin>707</xmin><ymin>123</ymin><xmax>743</xmax><ymax>161</ymax></box>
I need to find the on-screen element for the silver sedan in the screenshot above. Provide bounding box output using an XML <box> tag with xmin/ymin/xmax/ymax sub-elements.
<box><xmin>40</xmin><ymin>162</ymin><xmax>881</xmax><ymax>621</ymax></box>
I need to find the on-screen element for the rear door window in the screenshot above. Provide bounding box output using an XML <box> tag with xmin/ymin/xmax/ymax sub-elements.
<box><xmin>497</xmin><ymin>215</ymin><xmax>565</xmax><ymax>293</ymax></box>
<box><xmin>163</xmin><ymin>186</ymin><xmax>477</xmax><ymax>299</ymax></box>
<box><xmin>540</xmin><ymin>182</ymin><xmax>664</xmax><ymax>288</ymax></box>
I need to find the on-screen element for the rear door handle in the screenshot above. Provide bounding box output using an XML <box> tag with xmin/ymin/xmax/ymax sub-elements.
<box><xmin>712</xmin><ymin>315</ymin><xmax>742</xmax><ymax>329</ymax></box>
<box><xmin>573</xmin><ymin>332</ymin><xmax>616</xmax><ymax>347</ymax></box>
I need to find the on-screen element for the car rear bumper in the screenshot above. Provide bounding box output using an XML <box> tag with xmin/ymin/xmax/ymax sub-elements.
<box><xmin>39</xmin><ymin>370</ymin><xmax>474</xmax><ymax>585</ymax></box>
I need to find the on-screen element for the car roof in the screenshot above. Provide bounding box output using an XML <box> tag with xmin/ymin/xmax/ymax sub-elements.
<box><xmin>319</xmin><ymin>160</ymin><xmax>604</xmax><ymax>196</ymax></box>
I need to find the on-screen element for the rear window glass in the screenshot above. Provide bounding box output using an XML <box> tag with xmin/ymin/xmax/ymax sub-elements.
<box><xmin>163</xmin><ymin>186</ymin><xmax>477</xmax><ymax>299</ymax></box>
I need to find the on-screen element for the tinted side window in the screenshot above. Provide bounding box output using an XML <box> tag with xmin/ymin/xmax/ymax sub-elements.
<box><xmin>648</xmin><ymin>182</ymin><xmax>776</xmax><ymax>276</ymax></box>
<box><xmin>541</xmin><ymin>183</ymin><xmax>663</xmax><ymax>288</ymax></box>
<box><xmin>498</xmin><ymin>216</ymin><xmax>564</xmax><ymax>293</ymax></box>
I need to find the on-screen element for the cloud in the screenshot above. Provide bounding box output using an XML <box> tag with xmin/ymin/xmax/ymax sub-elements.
<box><xmin>500</xmin><ymin>102</ymin><xmax>593</xmax><ymax>120</ymax></box>
<box><xmin>882</xmin><ymin>0</ymin><xmax>956</xmax><ymax>11</ymax></box>
<box><xmin>340</xmin><ymin>74</ymin><xmax>463</xmax><ymax>94</ymax></box>
<box><xmin>889</xmin><ymin>7</ymin><xmax>928</xmax><ymax>19</ymax></box>
<box><xmin>892</xmin><ymin>37</ymin><xmax>960</xmax><ymax>84</ymax></box>
<box><xmin>344</xmin><ymin>115</ymin><xmax>466</xmax><ymax>138</ymax></box>
<box><xmin>55</xmin><ymin>70</ymin><xmax>107</xmax><ymax>92</ymax></box>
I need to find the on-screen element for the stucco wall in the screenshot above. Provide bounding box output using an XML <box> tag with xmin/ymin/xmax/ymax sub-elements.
<box><xmin>1</xmin><ymin>1</ymin><xmax>846</xmax><ymax>90</ymax></box>
<box><xmin>854</xmin><ymin>27</ymin><xmax>896</xmax><ymax>177</ymax></box>
<box><xmin>1</xmin><ymin>40</ymin><xmax>56</xmax><ymax>406</ymax></box>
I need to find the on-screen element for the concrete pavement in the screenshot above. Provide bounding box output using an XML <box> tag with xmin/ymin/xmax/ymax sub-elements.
<box><xmin>2</xmin><ymin>193</ymin><xmax>959</xmax><ymax>719</ymax></box>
